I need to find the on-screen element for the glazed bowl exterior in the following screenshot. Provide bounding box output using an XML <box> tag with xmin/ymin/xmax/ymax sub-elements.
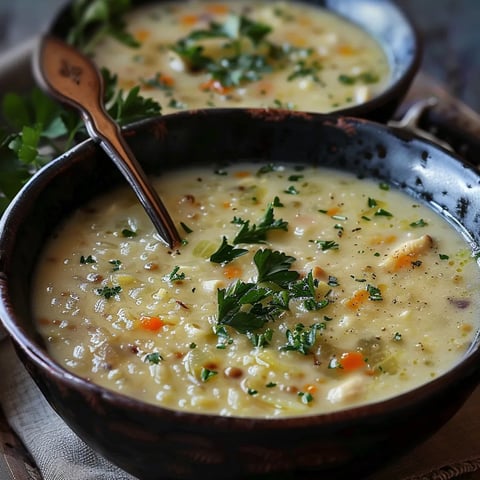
<box><xmin>46</xmin><ymin>0</ymin><xmax>422</xmax><ymax>122</ymax></box>
<box><xmin>1</xmin><ymin>110</ymin><xmax>480</xmax><ymax>480</ymax></box>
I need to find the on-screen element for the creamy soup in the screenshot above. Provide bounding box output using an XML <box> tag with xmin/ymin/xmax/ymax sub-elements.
<box><xmin>33</xmin><ymin>164</ymin><xmax>480</xmax><ymax>417</ymax></box>
<box><xmin>91</xmin><ymin>0</ymin><xmax>391</xmax><ymax>114</ymax></box>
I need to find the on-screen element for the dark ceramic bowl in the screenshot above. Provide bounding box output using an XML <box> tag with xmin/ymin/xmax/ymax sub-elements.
<box><xmin>1</xmin><ymin>110</ymin><xmax>480</xmax><ymax>480</ymax></box>
<box><xmin>45</xmin><ymin>0</ymin><xmax>421</xmax><ymax>122</ymax></box>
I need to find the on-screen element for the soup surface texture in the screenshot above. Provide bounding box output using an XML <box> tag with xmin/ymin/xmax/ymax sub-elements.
<box><xmin>33</xmin><ymin>164</ymin><xmax>480</xmax><ymax>417</ymax></box>
<box><xmin>91</xmin><ymin>0</ymin><xmax>390</xmax><ymax>114</ymax></box>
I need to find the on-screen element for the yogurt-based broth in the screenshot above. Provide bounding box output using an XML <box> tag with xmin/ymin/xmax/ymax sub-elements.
<box><xmin>92</xmin><ymin>0</ymin><xmax>391</xmax><ymax>114</ymax></box>
<box><xmin>33</xmin><ymin>164</ymin><xmax>480</xmax><ymax>417</ymax></box>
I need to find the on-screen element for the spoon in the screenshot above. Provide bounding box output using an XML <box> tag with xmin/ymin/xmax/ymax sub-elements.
<box><xmin>33</xmin><ymin>34</ymin><xmax>181</xmax><ymax>249</ymax></box>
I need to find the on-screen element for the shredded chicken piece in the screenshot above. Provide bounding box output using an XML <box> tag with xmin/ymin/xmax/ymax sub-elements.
<box><xmin>380</xmin><ymin>234</ymin><xmax>433</xmax><ymax>271</ymax></box>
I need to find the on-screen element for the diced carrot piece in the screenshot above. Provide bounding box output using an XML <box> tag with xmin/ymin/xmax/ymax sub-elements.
<box><xmin>326</xmin><ymin>206</ymin><xmax>340</xmax><ymax>216</ymax></box>
<box><xmin>338</xmin><ymin>44</ymin><xmax>356</xmax><ymax>56</ymax></box>
<box><xmin>139</xmin><ymin>315</ymin><xmax>167</xmax><ymax>332</ymax></box>
<box><xmin>205</xmin><ymin>3</ymin><xmax>229</xmax><ymax>14</ymax></box>
<box><xmin>180</xmin><ymin>14</ymin><xmax>200</xmax><ymax>26</ymax></box>
<box><xmin>159</xmin><ymin>74</ymin><xmax>175</xmax><ymax>87</ymax></box>
<box><xmin>312</xmin><ymin>265</ymin><xmax>327</xmax><ymax>280</ymax></box>
<box><xmin>223</xmin><ymin>264</ymin><xmax>243</xmax><ymax>279</ymax></box>
<box><xmin>304</xmin><ymin>384</ymin><xmax>317</xmax><ymax>394</ymax></box>
<box><xmin>345</xmin><ymin>289</ymin><xmax>369</xmax><ymax>310</ymax></box>
<box><xmin>339</xmin><ymin>351</ymin><xmax>365</xmax><ymax>371</ymax></box>
<box><xmin>134</xmin><ymin>29</ymin><xmax>151</xmax><ymax>43</ymax></box>
<box><xmin>222</xmin><ymin>201</ymin><xmax>231</xmax><ymax>208</ymax></box>
<box><xmin>285</xmin><ymin>32</ymin><xmax>307</xmax><ymax>47</ymax></box>
<box><xmin>393</xmin><ymin>254</ymin><xmax>418</xmax><ymax>270</ymax></box>
<box><xmin>233</xmin><ymin>171</ymin><xmax>251</xmax><ymax>179</ymax></box>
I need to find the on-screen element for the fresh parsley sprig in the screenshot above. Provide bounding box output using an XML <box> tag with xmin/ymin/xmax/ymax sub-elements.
<box><xmin>215</xmin><ymin>249</ymin><xmax>329</xmax><ymax>344</ymax></box>
<box><xmin>0</xmin><ymin>69</ymin><xmax>161</xmax><ymax>215</ymax></box>
<box><xmin>172</xmin><ymin>13</ymin><xmax>279</xmax><ymax>87</ymax></box>
<box><xmin>67</xmin><ymin>0</ymin><xmax>140</xmax><ymax>54</ymax></box>
<box><xmin>232</xmin><ymin>202</ymin><xmax>288</xmax><ymax>244</ymax></box>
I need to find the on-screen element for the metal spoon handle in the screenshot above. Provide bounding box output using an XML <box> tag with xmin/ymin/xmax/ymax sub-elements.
<box><xmin>34</xmin><ymin>35</ymin><xmax>181</xmax><ymax>249</ymax></box>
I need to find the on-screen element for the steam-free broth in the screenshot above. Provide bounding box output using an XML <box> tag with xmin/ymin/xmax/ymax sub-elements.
<box><xmin>91</xmin><ymin>0</ymin><xmax>391</xmax><ymax>114</ymax></box>
<box><xmin>33</xmin><ymin>164</ymin><xmax>480</xmax><ymax>417</ymax></box>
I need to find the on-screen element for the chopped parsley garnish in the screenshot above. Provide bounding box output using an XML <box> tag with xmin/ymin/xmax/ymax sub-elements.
<box><xmin>284</xmin><ymin>185</ymin><xmax>299</xmax><ymax>195</ymax></box>
<box><xmin>215</xmin><ymin>249</ymin><xmax>329</xmax><ymax>341</ymax></box>
<box><xmin>144</xmin><ymin>352</ymin><xmax>163</xmax><ymax>364</ymax></box>
<box><xmin>96</xmin><ymin>285</ymin><xmax>122</xmax><ymax>299</ymax></box>
<box><xmin>280</xmin><ymin>322</ymin><xmax>325</xmax><ymax>355</ymax></box>
<box><xmin>439</xmin><ymin>253</ymin><xmax>450</xmax><ymax>260</ymax></box>
<box><xmin>210</xmin><ymin>236</ymin><xmax>248</xmax><ymax>264</ymax></box>
<box><xmin>288</xmin><ymin>59</ymin><xmax>322</xmax><ymax>83</ymax></box>
<box><xmin>200</xmin><ymin>367</ymin><xmax>218</xmax><ymax>382</ymax></box>
<box><xmin>122</xmin><ymin>228</ymin><xmax>137</xmax><ymax>237</ymax></box>
<box><xmin>80</xmin><ymin>255</ymin><xmax>96</xmax><ymax>264</ymax></box>
<box><xmin>410</xmin><ymin>219</ymin><xmax>428</xmax><ymax>228</ymax></box>
<box><xmin>166</xmin><ymin>266</ymin><xmax>186</xmax><ymax>283</ymax></box>
<box><xmin>172</xmin><ymin>14</ymin><xmax>275</xmax><ymax>87</ymax></box>
<box><xmin>109</xmin><ymin>259</ymin><xmax>122</xmax><ymax>271</ymax></box>
<box><xmin>246</xmin><ymin>328</ymin><xmax>274</xmax><ymax>347</ymax></box>
<box><xmin>367</xmin><ymin>284</ymin><xmax>383</xmax><ymax>301</ymax></box>
<box><xmin>180</xmin><ymin>222</ymin><xmax>193</xmax><ymax>234</ymax></box>
<box><xmin>374</xmin><ymin>208</ymin><xmax>393</xmax><ymax>218</ymax></box>
<box><xmin>232</xmin><ymin>202</ymin><xmax>288</xmax><ymax>244</ymax></box>
<box><xmin>338</xmin><ymin>71</ymin><xmax>379</xmax><ymax>85</ymax></box>
<box><xmin>66</xmin><ymin>0</ymin><xmax>139</xmax><ymax>54</ymax></box>
<box><xmin>298</xmin><ymin>391</ymin><xmax>314</xmax><ymax>404</ymax></box>
<box><xmin>310</xmin><ymin>239</ymin><xmax>339</xmax><ymax>251</ymax></box>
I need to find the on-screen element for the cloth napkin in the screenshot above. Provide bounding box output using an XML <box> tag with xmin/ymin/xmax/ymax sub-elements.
<box><xmin>0</xmin><ymin>337</ymin><xmax>479</xmax><ymax>480</ymax></box>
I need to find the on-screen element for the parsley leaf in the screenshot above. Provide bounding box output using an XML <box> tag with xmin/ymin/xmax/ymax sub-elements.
<box><xmin>233</xmin><ymin>202</ymin><xmax>288</xmax><ymax>244</ymax></box>
<box><xmin>210</xmin><ymin>236</ymin><xmax>248</xmax><ymax>264</ymax></box>
<box><xmin>255</xmin><ymin>249</ymin><xmax>298</xmax><ymax>286</ymax></box>
<box><xmin>67</xmin><ymin>0</ymin><xmax>140</xmax><ymax>54</ymax></box>
<box><xmin>280</xmin><ymin>322</ymin><xmax>325</xmax><ymax>355</ymax></box>
<box><xmin>0</xmin><ymin>70</ymin><xmax>161</xmax><ymax>216</ymax></box>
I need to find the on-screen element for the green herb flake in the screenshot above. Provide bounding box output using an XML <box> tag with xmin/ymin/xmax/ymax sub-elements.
<box><xmin>109</xmin><ymin>259</ymin><xmax>122</xmax><ymax>271</ymax></box>
<box><xmin>95</xmin><ymin>285</ymin><xmax>121</xmax><ymax>299</ymax></box>
<box><xmin>144</xmin><ymin>352</ymin><xmax>163</xmax><ymax>364</ymax></box>
<box><xmin>180</xmin><ymin>222</ymin><xmax>193</xmax><ymax>234</ymax></box>
<box><xmin>210</xmin><ymin>236</ymin><xmax>248</xmax><ymax>264</ymax></box>
<box><xmin>122</xmin><ymin>228</ymin><xmax>137</xmax><ymax>238</ymax></box>
<box><xmin>80</xmin><ymin>255</ymin><xmax>96</xmax><ymax>264</ymax></box>
<box><xmin>200</xmin><ymin>367</ymin><xmax>218</xmax><ymax>382</ymax></box>
<box><xmin>284</xmin><ymin>185</ymin><xmax>299</xmax><ymax>195</ymax></box>
<box><xmin>367</xmin><ymin>284</ymin><xmax>383</xmax><ymax>301</ymax></box>
<box><xmin>298</xmin><ymin>391</ymin><xmax>314</xmax><ymax>404</ymax></box>
<box><xmin>247</xmin><ymin>388</ymin><xmax>258</xmax><ymax>396</ymax></box>
<box><xmin>280</xmin><ymin>322</ymin><xmax>325</xmax><ymax>355</ymax></box>
<box><xmin>393</xmin><ymin>332</ymin><xmax>402</xmax><ymax>342</ymax></box>
<box><xmin>166</xmin><ymin>266</ymin><xmax>186</xmax><ymax>283</ymax></box>
<box><xmin>439</xmin><ymin>253</ymin><xmax>450</xmax><ymax>260</ymax></box>
<box><xmin>374</xmin><ymin>208</ymin><xmax>393</xmax><ymax>218</ymax></box>
<box><xmin>410</xmin><ymin>219</ymin><xmax>428</xmax><ymax>228</ymax></box>
<box><xmin>310</xmin><ymin>239</ymin><xmax>339</xmax><ymax>251</ymax></box>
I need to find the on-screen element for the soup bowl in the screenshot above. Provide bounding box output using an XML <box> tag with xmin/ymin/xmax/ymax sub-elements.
<box><xmin>1</xmin><ymin>110</ymin><xmax>480</xmax><ymax>480</ymax></box>
<box><xmin>46</xmin><ymin>0</ymin><xmax>421</xmax><ymax>122</ymax></box>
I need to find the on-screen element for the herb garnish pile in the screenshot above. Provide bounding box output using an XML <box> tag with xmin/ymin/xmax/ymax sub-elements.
<box><xmin>0</xmin><ymin>0</ymin><xmax>159</xmax><ymax>215</ymax></box>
